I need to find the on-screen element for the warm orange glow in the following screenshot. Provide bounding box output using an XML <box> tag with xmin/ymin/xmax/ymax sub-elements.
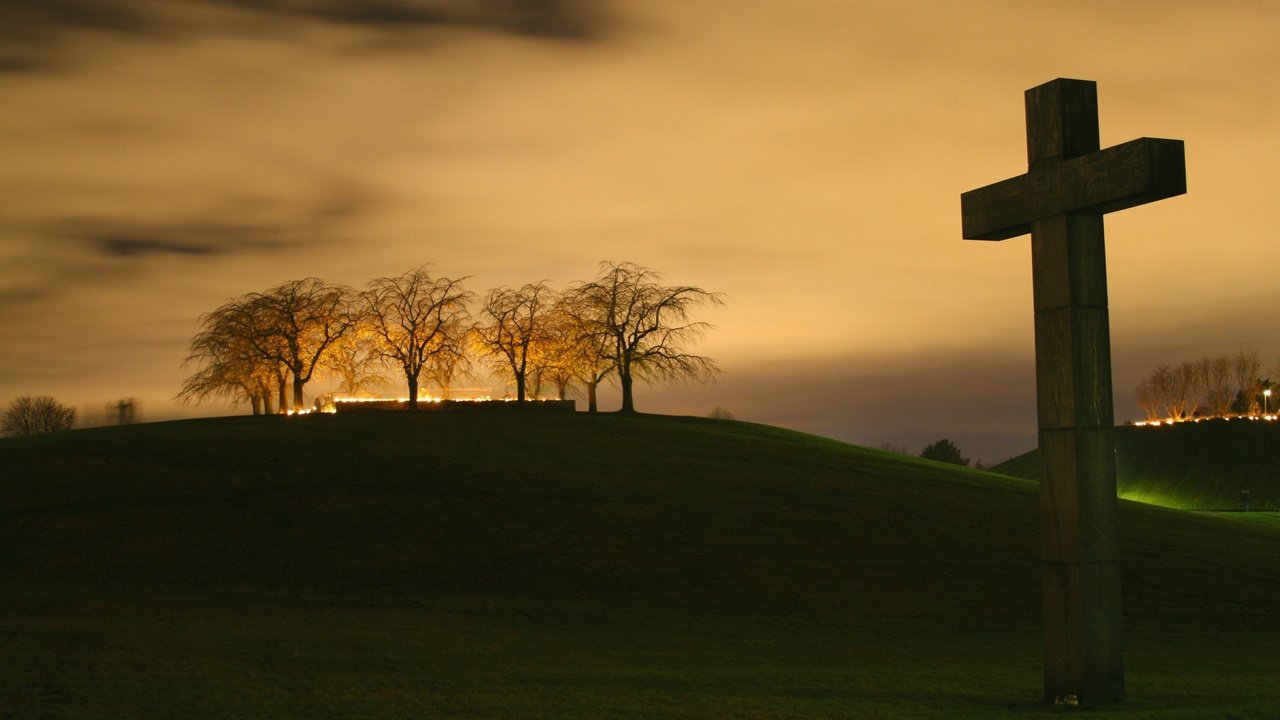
<box><xmin>281</xmin><ymin>394</ymin><xmax>573</xmax><ymax>416</ymax></box>
<box><xmin>1133</xmin><ymin>415</ymin><xmax>1277</xmax><ymax>427</ymax></box>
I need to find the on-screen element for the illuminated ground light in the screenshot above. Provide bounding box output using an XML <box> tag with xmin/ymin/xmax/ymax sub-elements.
<box><xmin>282</xmin><ymin>394</ymin><xmax>573</xmax><ymax>416</ymax></box>
<box><xmin>1132</xmin><ymin>414</ymin><xmax>1277</xmax><ymax>427</ymax></box>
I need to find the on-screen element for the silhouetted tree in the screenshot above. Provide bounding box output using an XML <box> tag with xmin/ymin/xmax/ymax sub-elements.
<box><xmin>920</xmin><ymin>439</ymin><xmax>969</xmax><ymax>467</ymax></box>
<box><xmin>360</xmin><ymin>267</ymin><xmax>472</xmax><ymax>409</ymax></box>
<box><xmin>474</xmin><ymin>282</ymin><xmax>556</xmax><ymax>404</ymax></box>
<box><xmin>320</xmin><ymin>324</ymin><xmax>386</xmax><ymax>398</ymax></box>
<box><xmin>1232</xmin><ymin>350</ymin><xmax>1262</xmax><ymax>415</ymax></box>
<box><xmin>422</xmin><ymin>328</ymin><xmax>474</xmax><ymax>400</ymax></box>
<box><xmin>1134</xmin><ymin>376</ymin><xmax>1162</xmax><ymax>422</ymax></box>
<box><xmin>254</xmin><ymin>279</ymin><xmax>359</xmax><ymax>411</ymax></box>
<box><xmin>183</xmin><ymin>280</ymin><xmax>355</xmax><ymax>413</ymax></box>
<box><xmin>1166</xmin><ymin>360</ymin><xmax>1201</xmax><ymax>421</ymax></box>
<box><xmin>111</xmin><ymin>398</ymin><xmax>138</xmax><ymax>425</ymax></box>
<box><xmin>555</xmin><ymin>287</ymin><xmax>616</xmax><ymax>412</ymax></box>
<box><xmin>178</xmin><ymin>301</ymin><xmax>281</xmax><ymax>415</ymax></box>
<box><xmin>1134</xmin><ymin>351</ymin><xmax>1274</xmax><ymax>422</ymax></box>
<box><xmin>571</xmin><ymin>261</ymin><xmax>722</xmax><ymax>413</ymax></box>
<box><xmin>1199</xmin><ymin>355</ymin><xmax>1234</xmax><ymax>418</ymax></box>
<box><xmin>2</xmin><ymin>396</ymin><xmax>76</xmax><ymax>436</ymax></box>
<box><xmin>708</xmin><ymin>406</ymin><xmax>734</xmax><ymax>420</ymax></box>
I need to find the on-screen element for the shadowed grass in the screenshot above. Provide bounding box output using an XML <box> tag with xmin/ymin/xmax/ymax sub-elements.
<box><xmin>993</xmin><ymin>419</ymin><xmax>1280</xmax><ymax>510</ymax></box>
<box><xmin>2</xmin><ymin>412</ymin><xmax>1278</xmax><ymax>718</ymax></box>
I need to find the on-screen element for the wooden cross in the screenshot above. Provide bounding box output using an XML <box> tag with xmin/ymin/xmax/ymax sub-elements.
<box><xmin>960</xmin><ymin>78</ymin><xmax>1186</xmax><ymax>706</ymax></box>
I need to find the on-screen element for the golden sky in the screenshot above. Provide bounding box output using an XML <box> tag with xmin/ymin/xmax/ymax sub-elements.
<box><xmin>2</xmin><ymin>0</ymin><xmax>1278</xmax><ymax>462</ymax></box>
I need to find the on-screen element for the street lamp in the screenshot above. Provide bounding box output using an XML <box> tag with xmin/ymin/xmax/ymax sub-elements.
<box><xmin>1265</xmin><ymin>388</ymin><xmax>1272</xmax><ymax>416</ymax></box>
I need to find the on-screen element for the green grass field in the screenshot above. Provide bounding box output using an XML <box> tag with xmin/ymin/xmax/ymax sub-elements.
<box><xmin>2</xmin><ymin>412</ymin><xmax>1278</xmax><ymax>718</ymax></box>
<box><xmin>993</xmin><ymin>419</ymin><xmax>1280</xmax><ymax>510</ymax></box>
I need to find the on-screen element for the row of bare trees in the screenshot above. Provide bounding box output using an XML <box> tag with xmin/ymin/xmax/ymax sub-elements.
<box><xmin>178</xmin><ymin>262</ymin><xmax>723</xmax><ymax>415</ymax></box>
<box><xmin>1134</xmin><ymin>349</ymin><xmax>1276</xmax><ymax>422</ymax></box>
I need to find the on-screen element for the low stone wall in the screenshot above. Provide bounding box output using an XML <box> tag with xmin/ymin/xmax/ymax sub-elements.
<box><xmin>333</xmin><ymin>399</ymin><xmax>576</xmax><ymax>413</ymax></box>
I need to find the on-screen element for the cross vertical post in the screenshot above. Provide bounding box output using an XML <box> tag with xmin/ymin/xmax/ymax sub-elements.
<box><xmin>960</xmin><ymin>78</ymin><xmax>1186</xmax><ymax>706</ymax></box>
<box><xmin>1027</xmin><ymin>80</ymin><xmax>1123</xmax><ymax>706</ymax></box>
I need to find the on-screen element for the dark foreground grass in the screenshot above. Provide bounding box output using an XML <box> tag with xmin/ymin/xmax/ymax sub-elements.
<box><xmin>2</xmin><ymin>412</ymin><xmax>1278</xmax><ymax>718</ymax></box>
<box><xmin>993</xmin><ymin>420</ymin><xmax>1280</xmax><ymax>510</ymax></box>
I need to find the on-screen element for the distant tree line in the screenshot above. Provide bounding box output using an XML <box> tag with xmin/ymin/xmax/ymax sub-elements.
<box><xmin>1134</xmin><ymin>349</ymin><xmax>1277</xmax><ymax>422</ymax></box>
<box><xmin>178</xmin><ymin>261</ymin><xmax>723</xmax><ymax>415</ymax></box>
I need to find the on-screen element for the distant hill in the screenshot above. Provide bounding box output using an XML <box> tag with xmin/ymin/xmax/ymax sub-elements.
<box><xmin>993</xmin><ymin>420</ymin><xmax>1280</xmax><ymax>510</ymax></box>
<box><xmin>2</xmin><ymin>412</ymin><xmax>1279</xmax><ymax>718</ymax></box>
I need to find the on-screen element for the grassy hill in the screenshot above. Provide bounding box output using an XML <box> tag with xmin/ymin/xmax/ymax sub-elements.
<box><xmin>993</xmin><ymin>420</ymin><xmax>1280</xmax><ymax>510</ymax></box>
<box><xmin>2</xmin><ymin>412</ymin><xmax>1279</xmax><ymax>718</ymax></box>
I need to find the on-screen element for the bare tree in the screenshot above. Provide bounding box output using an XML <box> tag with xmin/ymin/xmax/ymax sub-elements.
<box><xmin>1199</xmin><ymin>355</ymin><xmax>1234</xmax><ymax>418</ymax></box>
<box><xmin>708</xmin><ymin>406</ymin><xmax>734</xmax><ymax>420</ymax></box>
<box><xmin>1134</xmin><ymin>376</ymin><xmax>1162</xmax><ymax>421</ymax></box>
<box><xmin>110</xmin><ymin>399</ymin><xmax>138</xmax><ymax>425</ymax></box>
<box><xmin>526</xmin><ymin>302</ymin><xmax>581</xmax><ymax>401</ymax></box>
<box><xmin>554</xmin><ymin>288</ymin><xmax>616</xmax><ymax>413</ymax></box>
<box><xmin>321</xmin><ymin>324</ymin><xmax>387</xmax><ymax>398</ymax></box>
<box><xmin>474</xmin><ymin>282</ymin><xmax>556</xmax><ymax>404</ymax></box>
<box><xmin>572</xmin><ymin>261</ymin><xmax>723</xmax><ymax>413</ymax></box>
<box><xmin>251</xmin><ymin>279</ymin><xmax>358</xmax><ymax>411</ymax></box>
<box><xmin>3</xmin><ymin>396</ymin><xmax>76</xmax><ymax>436</ymax></box>
<box><xmin>423</xmin><ymin>329</ymin><xmax>474</xmax><ymax>399</ymax></box>
<box><xmin>1139</xmin><ymin>364</ymin><xmax>1179</xmax><ymax>421</ymax></box>
<box><xmin>1166</xmin><ymin>360</ymin><xmax>1201</xmax><ymax>421</ymax></box>
<box><xmin>1233</xmin><ymin>349</ymin><xmax>1262</xmax><ymax>415</ymax></box>
<box><xmin>178</xmin><ymin>300</ymin><xmax>281</xmax><ymax>415</ymax></box>
<box><xmin>360</xmin><ymin>267</ymin><xmax>472</xmax><ymax>409</ymax></box>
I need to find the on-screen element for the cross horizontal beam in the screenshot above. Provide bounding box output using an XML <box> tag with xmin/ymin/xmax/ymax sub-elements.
<box><xmin>961</xmin><ymin>137</ymin><xmax>1186</xmax><ymax>241</ymax></box>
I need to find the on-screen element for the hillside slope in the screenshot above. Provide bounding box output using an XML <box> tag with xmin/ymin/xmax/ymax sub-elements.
<box><xmin>993</xmin><ymin>420</ymin><xmax>1280</xmax><ymax>509</ymax></box>
<box><xmin>2</xmin><ymin>412</ymin><xmax>1279</xmax><ymax>718</ymax></box>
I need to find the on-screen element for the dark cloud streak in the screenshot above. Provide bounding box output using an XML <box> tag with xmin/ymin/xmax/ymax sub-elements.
<box><xmin>0</xmin><ymin>0</ymin><xmax>609</xmax><ymax>72</ymax></box>
<box><xmin>91</xmin><ymin>236</ymin><xmax>224</xmax><ymax>258</ymax></box>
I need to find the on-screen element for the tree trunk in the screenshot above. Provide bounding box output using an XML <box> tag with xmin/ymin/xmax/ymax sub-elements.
<box><xmin>277</xmin><ymin>376</ymin><xmax>288</xmax><ymax>413</ymax></box>
<box><xmin>250</xmin><ymin>395</ymin><xmax>262</xmax><ymax>416</ymax></box>
<box><xmin>587</xmin><ymin>381</ymin><xmax>598</xmax><ymax>413</ymax></box>
<box><xmin>292</xmin><ymin>376</ymin><xmax>305</xmax><ymax>411</ymax></box>
<box><xmin>516</xmin><ymin>374</ymin><xmax>526</xmax><ymax>404</ymax></box>
<box><xmin>619</xmin><ymin>373</ymin><xmax>635</xmax><ymax>413</ymax></box>
<box><xmin>407</xmin><ymin>374</ymin><xmax>419</xmax><ymax>411</ymax></box>
<box><xmin>262</xmin><ymin>390</ymin><xmax>275</xmax><ymax>416</ymax></box>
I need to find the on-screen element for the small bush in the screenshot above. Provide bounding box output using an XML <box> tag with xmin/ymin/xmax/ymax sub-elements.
<box><xmin>920</xmin><ymin>438</ymin><xmax>969</xmax><ymax>467</ymax></box>
<box><xmin>708</xmin><ymin>406</ymin><xmax>734</xmax><ymax>420</ymax></box>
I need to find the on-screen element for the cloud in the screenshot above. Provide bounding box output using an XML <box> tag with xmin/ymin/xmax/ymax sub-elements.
<box><xmin>241</xmin><ymin>0</ymin><xmax>608</xmax><ymax>39</ymax></box>
<box><xmin>0</xmin><ymin>0</ymin><xmax>610</xmax><ymax>72</ymax></box>
<box><xmin>0</xmin><ymin>179</ymin><xmax>373</xmax><ymax>329</ymax></box>
<box><xmin>1</xmin><ymin>0</ymin><xmax>150</xmax><ymax>32</ymax></box>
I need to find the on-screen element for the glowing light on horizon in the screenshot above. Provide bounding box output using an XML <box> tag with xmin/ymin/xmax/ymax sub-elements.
<box><xmin>1132</xmin><ymin>414</ymin><xmax>1277</xmax><ymax>427</ymax></box>
<box><xmin>283</xmin><ymin>394</ymin><xmax>569</xmax><ymax>416</ymax></box>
